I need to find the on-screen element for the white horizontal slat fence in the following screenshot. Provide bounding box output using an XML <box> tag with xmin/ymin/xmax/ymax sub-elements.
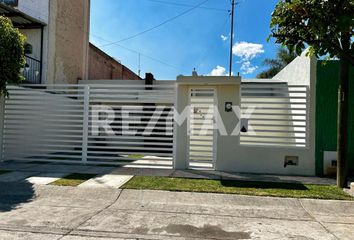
<box><xmin>241</xmin><ymin>84</ymin><xmax>309</xmax><ymax>148</ymax></box>
<box><xmin>2</xmin><ymin>85</ymin><xmax>85</xmax><ymax>164</ymax></box>
<box><xmin>0</xmin><ymin>83</ymin><xmax>176</xmax><ymax>169</ymax></box>
<box><xmin>0</xmin><ymin>82</ymin><xmax>311</xmax><ymax>170</ymax></box>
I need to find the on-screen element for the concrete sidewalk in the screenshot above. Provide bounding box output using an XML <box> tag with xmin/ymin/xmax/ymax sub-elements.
<box><xmin>0</xmin><ymin>161</ymin><xmax>337</xmax><ymax>188</ymax></box>
<box><xmin>0</xmin><ymin>183</ymin><xmax>353</xmax><ymax>240</ymax></box>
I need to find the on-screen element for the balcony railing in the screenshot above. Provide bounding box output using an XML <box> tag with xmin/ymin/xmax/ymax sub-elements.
<box><xmin>23</xmin><ymin>55</ymin><xmax>41</xmax><ymax>84</ymax></box>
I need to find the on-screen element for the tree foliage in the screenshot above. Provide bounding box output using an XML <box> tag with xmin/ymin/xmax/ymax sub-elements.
<box><xmin>0</xmin><ymin>16</ymin><xmax>26</xmax><ymax>96</ymax></box>
<box><xmin>257</xmin><ymin>48</ymin><xmax>297</xmax><ymax>78</ymax></box>
<box><xmin>270</xmin><ymin>0</ymin><xmax>354</xmax><ymax>64</ymax></box>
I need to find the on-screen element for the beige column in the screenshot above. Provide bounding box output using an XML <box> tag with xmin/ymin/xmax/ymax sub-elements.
<box><xmin>47</xmin><ymin>0</ymin><xmax>90</xmax><ymax>84</ymax></box>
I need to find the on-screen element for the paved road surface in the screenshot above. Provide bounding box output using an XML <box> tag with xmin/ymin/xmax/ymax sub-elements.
<box><xmin>0</xmin><ymin>183</ymin><xmax>353</xmax><ymax>239</ymax></box>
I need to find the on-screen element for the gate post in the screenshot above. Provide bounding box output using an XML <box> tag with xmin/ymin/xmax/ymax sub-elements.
<box><xmin>0</xmin><ymin>96</ymin><xmax>4</xmax><ymax>162</ymax></box>
<box><xmin>82</xmin><ymin>85</ymin><xmax>90</xmax><ymax>163</ymax></box>
<box><xmin>173</xmin><ymin>81</ymin><xmax>189</xmax><ymax>170</ymax></box>
<box><xmin>145</xmin><ymin>73</ymin><xmax>154</xmax><ymax>89</ymax></box>
<box><xmin>144</xmin><ymin>73</ymin><xmax>156</xmax><ymax>149</ymax></box>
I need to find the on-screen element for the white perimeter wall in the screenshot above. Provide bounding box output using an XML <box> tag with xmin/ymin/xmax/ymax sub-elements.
<box><xmin>228</xmin><ymin>52</ymin><xmax>318</xmax><ymax>176</ymax></box>
<box><xmin>175</xmin><ymin>70</ymin><xmax>317</xmax><ymax>176</ymax></box>
<box><xmin>273</xmin><ymin>51</ymin><xmax>316</xmax><ymax>87</ymax></box>
<box><xmin>1</xmin><ymin>69</ymin><xmax>317</xmax><ymax>176</ymax></box>
<box><xmin>213</xmin><ymin>83</ymin><xmax>315</xmax><ymax>176</ymax></box>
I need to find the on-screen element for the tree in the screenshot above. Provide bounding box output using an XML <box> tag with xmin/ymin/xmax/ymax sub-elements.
<box><xmin>257</xmin><ymin>48</ymin><xmax>297</xmax><ymax>78</ymax></box>
<box><xmin>270</xmin><ymin>0</ymin><xmax>354</xmax><ymax>188</ymax></box>
<box><xmin>0</xmin><ymin>16</ymin><xmax>26</xmax><ymax>96</ymax></box>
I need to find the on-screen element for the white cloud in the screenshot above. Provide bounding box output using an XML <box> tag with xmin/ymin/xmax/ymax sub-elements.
<box><xmin>209</xmin><ymin>65</ymin><xmax>227</xmax><ymax>76</ymax></box>
<box><xmin>208</xmin><ymin>66</ymin><xmax>234</xmax><ymax>76</ymax></box>
<box><xmin>240</xmin><ymin>61</ymin><xmax>258</xmax><ymax>74</ymax></box>
<box><xmin>221</xmin><ymin>35</ymin><xmax>228</xmax><ymax>41</ymax></box>
<box><xmin>232</xmin><ymin>42</ymin><xmax>264</xmax><ymax>75</ymax></box>
<box><xmin>232</xmin><ymin>42</ymin><xmax>264</xmax><ymax>60</ymax></box>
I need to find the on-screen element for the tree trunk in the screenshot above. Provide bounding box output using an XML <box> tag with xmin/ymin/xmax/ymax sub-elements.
<box><xmin>337</xmin><ymin>54</ymin><xmax>350</xmax><ymax>188</ymax></box>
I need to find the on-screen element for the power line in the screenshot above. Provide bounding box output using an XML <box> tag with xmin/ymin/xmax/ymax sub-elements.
<box><xmin>99</xmin><ymin>0</ymin><xmax>210</xmax><ymax>47</ymax></box>
<box><xmin>91</xmin><ymin>34</ymin><xmax>183</xmax><ymax>71</ymax></box>
<box><xmin>229</xmin><ymin>0</ymin><xmax>235</xmax><ymax>77</ymax></box>
<box><xmin>195</xmin><ymin>14</ymin><xmax>231</xmax><ymax>70</ymax></box>
<box><xmin>143</xmin><ymin>0</ymin><xmax>229</xmax><ymax>12</ymax></box>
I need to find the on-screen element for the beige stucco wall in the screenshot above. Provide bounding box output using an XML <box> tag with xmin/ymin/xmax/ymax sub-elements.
<box><xmin>173</xmin><ymin>84</ymin><xmax>190</xmax><ymax>169</ymax></box>
<box><xmin>47</xmin><ymin>0</ymin><xmax>90</xmax><ymax>84</ymax></box>
<box><xmin>214</xmin><ymin>84</ymin><xmax>241</xmax><ymax>170</ymax></box>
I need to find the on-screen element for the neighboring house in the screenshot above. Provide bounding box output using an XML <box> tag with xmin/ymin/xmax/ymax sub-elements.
<box><xmin>1</xmin><ymin>0</ymin><xmax>141</xmax><ymax>84</ymax></box>
<box><xmin>0</xmin><ymin>0</ymin><xmax>90</xmax><ymax>85</ymax></box>
<box><xmin>88</xmin><ymin>43</ymin><xmax>141</xmax><ymax>80</ymax></box>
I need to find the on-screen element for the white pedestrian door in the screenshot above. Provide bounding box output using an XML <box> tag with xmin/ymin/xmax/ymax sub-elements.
<box><xmin>188</xmin><ymin>88</ymin><xmax>216</xmax><ymax>170</ymax></box>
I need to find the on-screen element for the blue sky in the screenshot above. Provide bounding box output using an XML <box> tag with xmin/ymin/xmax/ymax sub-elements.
<box><xmin>90</xmin><ymin>0</ymin><xmax>280</xmax><ymax>80</ymax></box>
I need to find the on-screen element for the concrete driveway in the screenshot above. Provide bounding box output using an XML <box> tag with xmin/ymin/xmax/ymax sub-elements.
<box><xmin>0</xmin><ymin>183</ymin><xmax>353</xmax><ymax>240</ymax></box>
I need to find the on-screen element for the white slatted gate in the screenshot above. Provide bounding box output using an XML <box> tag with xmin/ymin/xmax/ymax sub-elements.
<box><xmin>1</xmin><ymin>83</ymin><xmax>175</xmax><ymax>169</ymax></box>
<box><xmin>188</xmin><ymin>88</ymin><xmax>216</xmax><ymax>170</ymax></box>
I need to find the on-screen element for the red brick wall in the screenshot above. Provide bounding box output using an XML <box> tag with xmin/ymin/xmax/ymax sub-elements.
<box><xmin>88</xmin><ymin>43</ymin><xmax>141</xmax><ymax>80</ymax></box>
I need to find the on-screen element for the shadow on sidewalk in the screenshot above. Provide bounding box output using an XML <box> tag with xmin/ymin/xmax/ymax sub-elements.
<box><xmin>0</xmin><ymin>181</ymin><xmax>35</xmax><ymax>212</ymax></box>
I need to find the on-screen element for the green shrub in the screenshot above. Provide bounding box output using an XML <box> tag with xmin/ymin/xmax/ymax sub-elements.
<box><xmin>0</xmin><ymin>16</ymin><xmax>26</xmax><ymax>96</ymax></box>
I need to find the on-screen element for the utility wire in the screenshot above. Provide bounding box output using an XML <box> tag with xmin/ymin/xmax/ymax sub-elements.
<box><xmin>195</xmin><ymin>14</ymin><xmax>231</xmax><ymax>70</ymax></box>
<box><xmin>143</xmin><ymin>0</ymin><xmax>229</xmax><ymax>12</ymax></box>
<box><xmin>91</xmin><ymin>34</ymin><xmax>183</xmax><ymax>71</ymax></box>
<box><xmin>99</xmin><ymin>0</ymin><xmax>210</xmax><ymax>47</ymax></box>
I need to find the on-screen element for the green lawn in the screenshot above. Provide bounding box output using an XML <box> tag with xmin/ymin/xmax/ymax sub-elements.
<box><xmin>122</xmin><ymin>176</ymin><xmax>353</xmax><ymax>200</ymax></box>
<box><xmin>50</xmin><ymin>173</ymin><xmax>97</xmax><ymax>187</ymax></box>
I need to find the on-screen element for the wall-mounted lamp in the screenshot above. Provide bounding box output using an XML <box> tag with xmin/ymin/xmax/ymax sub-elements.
<box><xmin>225</xmin><ymin>102</ymin><xmax>233</xmax><ymax>112</ymax></box>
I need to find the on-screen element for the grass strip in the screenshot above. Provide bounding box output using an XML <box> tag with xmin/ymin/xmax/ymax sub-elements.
<box><xmin>122</xmin><ymin>176</ymin><xmax>353</xmax><ymax>200</ymax></box>
<box><xmin>128</xmin><ymin>155</ymin><xmax>145</xmax><ymax>159</ymax></box>
<box><xmin>50</xmin><ymin>173</ymin><xmax>97</xmax><ymax>187</ymax></box>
